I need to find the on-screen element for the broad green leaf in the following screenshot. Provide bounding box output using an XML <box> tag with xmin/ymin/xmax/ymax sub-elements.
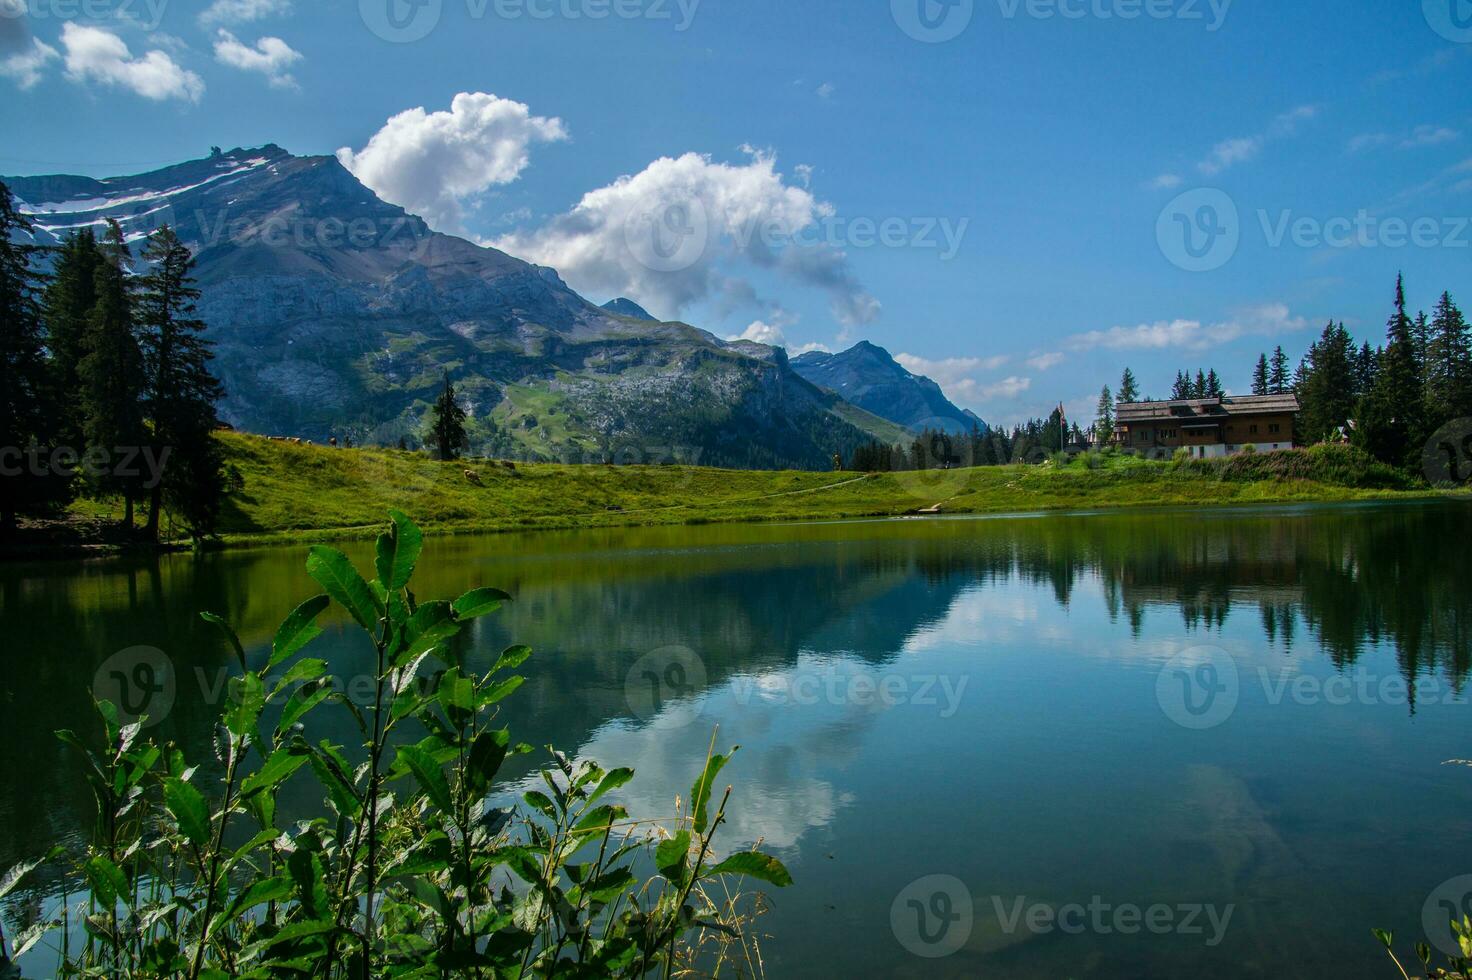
<box><xmin>587</xmin><ymin>767</ymin><xmax>635</xmax><ymax>807</ymax></box>
<box><xmin>0</xmin><ymin>858</ymin><xmax>42</xmax><ymax>901</ymax></box>
<box><xmin>278</xmin><ymin>680</ymin><xmax>332</xmax><ymax>733</ymax></box>
<box><xmin>466</xmin><ymin>729</ymin><xmax>510</xmax><ymax>798</ymax></box>
<box><xmin>493</xmin><ymin>644</ymin><xmax>532</xmax><ymax>674</ymax></box>
<box><xmin>437</xmin><ymin>669</ymin><xmax>474</xmax><ymax>727</ymax></box>
<box><xmin>200</xmin><ymin>612</ymin><xmax>247</xmax><ymax>671</ymax></box>
<box><xmin>398</xmin><ymin>601</ymin><xmax>461</xmax><ymax>666</ymax></box>
<box><xmin>691</xmin><ymin>747</ymin><xmax>736</xmax><ymax>835</ymax></box>
<box><xmin>288</xmin><ymin>848</ymin><xmax>329</xmax><ymax>920</ymax></box>
<box><xmin>162</xmin><ymin>778</ymin><xmax>212</xmax><ymax>849</ymax></box>
<box><xmin>240</xmin><ymin>749</ymin><xmax>309</xmax><ymax>798</ymax></box>
<box><xmin>572</xmin><ymin>804</ymin><xmax>624</xmax><ymax>839</ymax></box>
<box><xmin>84</xmin><ymin>855</ymin><xmax>127</xmax><ymax>909</ymax></box>
<box><xmin>225</xmin><ymin>673</ymin><xmax>267</xmax><ymax>740</ymax></box>
<box><xmin>219</xmin><ymin>876</ymin><xmax>292</xmax><ymax>932</ymax></box>
<box><xmin>269</xmin><ymin>595</ymin><xmax>330</xmax><ymax>667</ymax></box>
<box><xmin>655</xmin><ymin>832</ymin><xmax>690</xmax><ymax>883</ymax></box>
<box><xmin>306</xmin><ymin>743</ymin><xmax>361</xmax><ymax>818</ymax></box>
<box><xmin>523</xmin><ymin>790</ymin><xmax>557</xmax><ymax>821</ymax></box>
<box><xmin>375</xmin><ymin>510</ymin><xmax>423</xmax><ymax>591</ymax></box>
<box><xmin>452</xmin><ymin>587</ymin><xmax>512</xmax><ymax>620</ymax></box>
<box><xmin>479</xmin><ymin>675</ymin><xmax>524</xmax><ymax>706</ymax></box>
<box><xmin>578</xmin><ymin>867</ymin><xmax>636</xmax><ymax>905</ymax></box>
<box><xmin>704</xmin><ymin>851</ymin><xmax>793</xmax><ymax>887</ymax></box>
<box><xmin>396</xmin><ymin>744</ymin><xmax>453</xmax><ymax>814</ymax></box>
<box><xmin>305</xmin><ymin>547</ymin><xmax>383</xmax><ymax>631</ymax></box>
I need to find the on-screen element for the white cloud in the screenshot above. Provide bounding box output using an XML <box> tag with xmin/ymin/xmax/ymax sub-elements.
<box><xmin>978</xmin><ymin>376</ymin><xmax>1033</xmax><ymax>401</ymax></box>
<box><xmin>1027</xmin><ymin>352</ymin><xmax>1065</xmax><ymax>371</ymax></box>
<box><xmin>729</xmin><ymin>320</ymin><xmax>787</xmax><ymax>346</ymax></box>
<box><xmin>1403</xmin><ymin>124</ymin><xmax>1459</xmax><ymax>149</ymax></box>
<box><xmin>338</xmin><ymin>92</ymin><xmax>568</xmax><ymax>234</ymax></box>
<box><xmin>1148</xmin><ymin>173</ymin><xmax>1183</xmax><ymax>190</ymax></box>
<box><xmin>200</xmin><ymin>0</ymin><xmax>292</xmax><ymax>26</ymax></box>
<box><xmin>1066</xmin><ymin>304</ymin><xmax>1306</xmax><ymax>353</ymax></box>
<box><xmin>60</xmin><ymin>23</ymin><xmax>204</xmax><ymax>102</ymax></box>
<box><xmin>494</xmin><ymin>148</ymin><xmax>880</xmax><ymax>327</ymax></box>
<box><xmin>1198</xmin><ymin>105</ymin><xmax>1317</xmax><ymax>176</ymax></box>
<box><xmin>1348</xmin><ymin>132</ymin><xmax>1391</xmax><ymax>153</ymax></box>
<box><xmin>1</xmin><ymin>37</ymin><xmax>59</xmax><ymax>90</ymax></box>
<box><xmin>213</xmin><ymin>30</ymin><xmax>301</xmax><ymax>87</ymax></box>
<box><xmin>893</xmin><ymin>354</ymin><xmax>1021</xmax><ymax>408</ymax></box>
<box><xmin>817</xmin><ymin>81</ymin><xmax>836</xmax><ymax>99</ymax></box>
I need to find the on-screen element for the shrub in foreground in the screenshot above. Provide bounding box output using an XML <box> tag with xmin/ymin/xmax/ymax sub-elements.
<box><xmin>0</xmin><ymin>510</ymin><xmax>789</xmax><ymax>977</ymax></box>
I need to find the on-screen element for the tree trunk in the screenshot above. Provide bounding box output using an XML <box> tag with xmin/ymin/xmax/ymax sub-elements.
<box><xmin>145</xmin><ymin>482</ymin><xmax>162</xmax><ymax>542</ymax></box>
<box><xmin>122</xmin><ymin>494</ymin><xmax>133</xmax><ymax>533</ymax></box>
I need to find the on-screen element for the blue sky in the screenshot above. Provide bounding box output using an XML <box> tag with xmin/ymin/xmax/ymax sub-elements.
<box><xmin>3</xmin><ymin>0</ymin><xmax>1470</xmax><ymax>426</ymax></box>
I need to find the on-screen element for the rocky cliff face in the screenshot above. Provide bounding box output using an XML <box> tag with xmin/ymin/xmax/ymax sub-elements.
<box><xmin>792</xmin><ymin>341</ymin><xmax>985</xmax><ymax>435</ymax></box>
<box><xmin>8</xmin><ymin>146</ymin><xmax>902</xmax><ymax>469</ymax></box>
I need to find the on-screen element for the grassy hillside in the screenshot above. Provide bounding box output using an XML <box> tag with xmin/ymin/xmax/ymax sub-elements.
<box><xmin>202</xmin><ymin>435</ymin><xmax>1457</xmax><ymax>546</ymax></box>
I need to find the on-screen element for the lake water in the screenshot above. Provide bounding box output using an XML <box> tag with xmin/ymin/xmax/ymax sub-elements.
<box><xmin>3</xmin><ymin>501</ymin><xmax>1471</xmax><ymax>977</ymax></box>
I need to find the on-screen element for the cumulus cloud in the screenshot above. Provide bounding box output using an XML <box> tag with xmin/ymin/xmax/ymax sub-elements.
<box><xmin>1027</xmin><ymin>352</ymin><xmax>1065</xmax><ymax>371</ymax></box>
<box><xmin>200</xmin><ymin>0</ymin><xmax>292</xmax><ymax>26</ymax></box>
<box><xmin>213</xmin><ymin>30</ymin><xmax>301</xmax><ymax>87</ymax></box>
<box><xmin>60</xmin><ymin>23</ymin><xmax>204</xmax><ymax>102</ymax></box>
<box><xmin>729</xmin><ymin>320</ymin><xmax>788</xmax><ymax>346</ymax></box>
<box><xmin>338</xmin><ymin>92</ymin><xmax>568</xmax><ymax>234</ymax></box>
<box><xmin>1198</xmin><ymin>105</ymin><xmax>1317</xmax><ymax>176</ymax></box>
<box><xmin>1066</xmin><ymin>304</ymin><xmax>1306</xmax><ymax>352</ymax></box>
<box><xmin>1</xmin><ymin>37</ymin><xmax>59</xmax><ymax>90</ymax></box>
<box><xmin>495</xmin><ymin>148</ymin><xmax>880</xmax><ymax>327</ymax></box>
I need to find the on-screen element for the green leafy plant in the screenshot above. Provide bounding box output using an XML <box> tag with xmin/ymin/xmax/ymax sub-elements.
<box><xmin>0</xmin><ymin>510</ymin><xmax>788</xmax><ymax>978</ymax></box>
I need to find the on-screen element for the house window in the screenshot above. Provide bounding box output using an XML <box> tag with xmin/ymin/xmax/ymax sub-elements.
<box><xmin>1250</xmin><ymin>424</ymin><xmax>1259</xmax><ymax>435</ymax></box>
<box><xmin>1269</xmin><ymin>423</ymin><xmax>1281</xmax><ymax>434</ymax></box>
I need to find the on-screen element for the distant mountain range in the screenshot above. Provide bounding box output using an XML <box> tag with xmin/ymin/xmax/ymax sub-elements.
<box><xmin>792</xmin><ymin>342</ymin><xmax>984</xmax><ymax>435</ymax></box>
<box><xmin>6</xmin><ymin>146</ymin><xmax>974</xmax><ymax>467</ymax></box>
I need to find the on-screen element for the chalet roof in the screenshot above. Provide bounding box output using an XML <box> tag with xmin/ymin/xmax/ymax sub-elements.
<box><xmin>1115</xmin><ymin>393</ymin><xmax>1299</xmax><ymax>424</ymax></box>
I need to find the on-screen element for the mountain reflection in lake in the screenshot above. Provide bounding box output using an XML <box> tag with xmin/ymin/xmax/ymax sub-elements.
<box><xmin>2</xmin><ymin>502</ymin><xmax>1469</xmax><ymax>978</ymax></box>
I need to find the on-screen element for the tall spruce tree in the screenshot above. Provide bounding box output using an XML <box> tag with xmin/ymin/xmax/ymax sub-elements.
<box><xmin>137</xmin><ymin>226</ymin><xmax>225</xmax><ymax>542</ymax></box>
<box><xmin>1299</xmin><ymin>322</ymin><xmax>1358</xmax><ymax>442</ymax></box>
<box><xmin>0</xmin><ymin>182</ymin><xmax>67</xmax><ymax>535</ymax></box>
<box><xmin>1252</xmin><ymin>354</ymin><xmax>1270</xmax><ymax>396</ymax></box>
<box><xmin>1425</xmin><ymin>291</ymin><xmax>1471</xmax><ymax>426</ymax></box>
<box><xmin>1355</xmin><ymin>342</ymin><xmax>1378</xmax><ymax>400</ymax></box>
<box><xmin>1095</xmin><ymin>386</ymin><xmax>1114</xmax><ymax>443</ymax></box>
<box><xmin>78</xmin><ymin>220</ymin><xmax>147</xmax><ymax>531</ymax></box>
<box><xmin>1118</xmin><ymin>367</ymin><xmax>1140</xmax><ymax>404</ymax></box>
<box><xmin>425</xmin><ymin>372</ymin><xmax>469</xmax><ymax>462</ymax></box>
<box><xmin>1205</xmin><ymin>369</ymin><xmax>1224</xmax><ymax>398</ymax></box>
<box><xmin>1194</xmin><ymin>370</ymin><xmax>1208</xmax><ymax>399</ymax></box>
<box><xmin>1269</xmin><ymin>346</ymin><xmax>1290</xmax><ymax>394</ymax></box>
<box><xmin>1356</xmin><ymin>275</ymin><xmax>1425</xmax><ymax>468</ymax></box>
<box><xmin>42</xmin><ymin>229</ymin><xmax>104</xmax><ymax>445</ymax></box>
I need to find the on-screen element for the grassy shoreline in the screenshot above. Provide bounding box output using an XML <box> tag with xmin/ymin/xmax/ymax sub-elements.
<box><xmin>8</xmin><ymin>433</ymin><xmax>1466</xmax><ymax>559</ymax></box>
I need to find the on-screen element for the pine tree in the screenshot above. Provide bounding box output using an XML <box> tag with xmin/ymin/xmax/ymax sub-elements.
<box><xmin>1412</xmin><ymin>310</ymin><xmax>1431</xmax><ymax>384</ymax></box>
<box><xmin>1171</xmin><ymin>371</ymin><xmax>1190</xmax><ymax>400</ymax></box>
<box><xmin>1356</xmin><ymin>275</ymin><xmax>1426</xmax><ymax>468</ymax></box>
<box><xmin>1095</xmin><ymin>385</ymin><xmax>1114</xmax><ymax>444</ymax></box>
<box><xmin>1425</xmin><ymin>291</ymin><xmax>1471</xmax><ymax>426</ymax></box>
<box><xmin>1252</xmin><ymin>354</ymin><xmax>1270</xmax><ymax>396</ymax></box>
<box><xmin>1298</xmin><ymin>322</ymin><xmax>1358</xmax><ymax>443</ymax></box>
<box><xmin>425</xmin><ymin>372</ymin><xmax>468</xmax><ymax>462</ymax></box>
<box><xmin>1194</xmin><ymin>370</ymin><xmax>1208</xmax><ymax>399</ymax></box>
<box><xmin>78</xmin><ymin>220</ymin><xmax>147</xmax><ymax>531</ymax></box>
<box><xmin>1269</xmin><ymin>346</ymin><xmax>1290</xmax><ymax>394</ymax></box>
<box><xmin>1205</xmin><ymin>369</ymin><xmax>1224</xmax><ymax>398</ymax></box>
<box><xmin>42</xmin><ymin>229</ymin><xmax>104</xmax><ymax>445</ymax></box>
<box><xmin>0</xmin><ymin>182</ymin><xmax>66</xmax><ymax>535</ymax></box>
<box><xmin>1355</xmin><ymin>342</ymin><xmax>1378</xmax><ymax>400</ymax></box>
<box><xmin>137</xmin><ymin>226</ymin><xmax>225</xmax><ymax>542</ymax></box>
<box><xmin>1118</xmin><ymin>367</ymin><xmax>1140</xmax><ymax>404</ymax></box>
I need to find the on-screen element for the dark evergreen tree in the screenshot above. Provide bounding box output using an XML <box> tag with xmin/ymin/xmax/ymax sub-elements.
<box><xmin>1252</xmin><ymin>354</ymin><xmax>1270</xmax><ymax>396</ymax></box>
<box><xmin>137</xmin><ymin>226</ymin><xmax>225</xmax><ymax>542</ymax></box>
<box><xmin>1269</xmin><ymin>346</ymin><xmax>1290</xmax><ymax>394</ymax></box>
<box><xmin>1095</xmin><ymin>385</ymin><xmax>1114</xmax><ymax>443</ymax></box>
<box><xmin>1205</xmin><ymin>369</ymin><xmax>1224</xmax><ymax>398</ymax></box>
<box><xmin>1118</xmin><ymin>367</ymin><xmax>1140</xmax><ymax>404</ymax></box>
<box><xmin>1356</xmin><ymin>275</ymin><xmax>1426</xmax><ymax>468</ymax></box>
<box><xmin>1298</xmin><ymin>322</ymin><xmax>1358</xmax><ymax>442</ymax></box>
<box><xmin>78</xmin><ymin>220</ymin><xmax>148</xmax><ymax>531</ymax></box>
<box><xmin>1171</xmin><ymin>371</ymin><xmax>1191</xmax><ymax>400</ymax></box>
<box><xmin>1425</xmin><ymin>291</ymin><xmax>1471</xmax><ymax>426</ymax></box>
<box><xmin>1412</xmin><ymin>310</ymin><xmax>1431</xmax><ymax>385</ymax></box>
<box><xmin>0</xmin><ymin>182</ymin><xmax>67</xmax><ymax>535</ymax></box>
<box><xmin>425</xmin><ymin>372</ymin><xmax>469</xmax><ymax>461</ymax></box>
<box><xmin>1355</xmin><ymin>342</ymin><xmax>1378</xmax><ymax>400</ymax></box>
<box><xmin>42</xmin><ymin>229</ymin><xmax>103</xmax><ymax>445</ymax></box>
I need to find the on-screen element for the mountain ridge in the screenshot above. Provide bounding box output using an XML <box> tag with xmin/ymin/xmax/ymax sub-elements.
<box><xmin>792</xmin><ymin>341</ymin><xmax>984</xmax><ymax>436</ymax></box>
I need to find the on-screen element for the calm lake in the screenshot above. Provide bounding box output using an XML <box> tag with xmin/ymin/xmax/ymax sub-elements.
<box><xmin>3</xmin><ymin>501</ymin><xmax>1471</xmax><ymax>977</ymax></box>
